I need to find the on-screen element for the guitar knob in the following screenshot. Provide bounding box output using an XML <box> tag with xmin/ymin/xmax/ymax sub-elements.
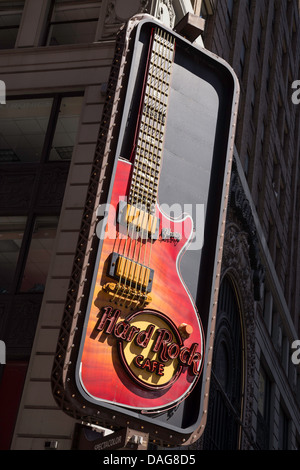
<box><xmin>178</xmin><ymin>323</ymin><xmax>193</xmax><ymax>340</ymax></box>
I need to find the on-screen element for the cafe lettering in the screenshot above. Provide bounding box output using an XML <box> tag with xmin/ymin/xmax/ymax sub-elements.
<box><xmin>94</xmin><ymin>306</ymin><xmax>202</xmax><ymax>390</ymax></box>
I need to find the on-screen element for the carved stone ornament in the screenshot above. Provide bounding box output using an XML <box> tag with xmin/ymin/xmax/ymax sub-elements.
<box><xmin>221</xmin><ymin>220</ymin><xmax>256</xmax><ymax>450</ymax></box>
<box><xmin>229</xmin><ymin>161</ymin><xmax>265</xmax><ymax>301</ymax></box>
<box><xmin>105</xmin><ymin>0</ymin><xmax>150</xmax><ymax>24</ymax></box>
<box><xmin>154</xmin><ymin>0</ymin><xmax>176</xmax><ymax>28</ymax></box>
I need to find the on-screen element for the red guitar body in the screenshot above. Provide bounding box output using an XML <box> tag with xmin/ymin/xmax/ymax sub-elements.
<box><xmin>77</xmin><ymin>158</ymin><xmax>204</xmax><ymax>411</ymax></box>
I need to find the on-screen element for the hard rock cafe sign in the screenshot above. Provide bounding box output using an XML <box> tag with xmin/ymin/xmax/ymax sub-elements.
<box><xmin>52</xmin><ymin>15</ymin><xmax>239</xmax><ymax>446</ymax></box>
<box><xmin>95</xmin><ymin>307</ymin><xmax>202</xmax><ymax>391</ymax></box>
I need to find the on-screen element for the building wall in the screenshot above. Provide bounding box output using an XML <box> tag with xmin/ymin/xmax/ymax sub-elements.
<box><xmin>200</xmin><ymin>0</ymin><xmax>300</xmax><ymax>450</ymax></box>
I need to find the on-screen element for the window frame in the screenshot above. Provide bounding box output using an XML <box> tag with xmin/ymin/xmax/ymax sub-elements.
<box><xmin>0</xmin><ymin>91</ymin><xmax>83</xmax><ymax>166</ymax></box>
<box><xmin>0</xmin><ymin>1</ymin><xmax>25</xmax><ymax>50</ymax></box>
<box><xmin>45</xmin><ymin>0</ymin><xmax>101</xmax><ymax>46</ymax></box>
<box><xmin>0</xmin><ymin>91</ymin><xmax>84</xmax><ymax>295</ymax></box>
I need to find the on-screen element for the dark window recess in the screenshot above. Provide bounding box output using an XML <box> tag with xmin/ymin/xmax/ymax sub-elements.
<box><xmin>20</xmin><ymin>215</ymin><xmax>59</xmax><ymax>293</ymax></box>
<box><xmin>0</xmin><ymin>1</ymin><xmax>24</xmax><ymax>50</ymax></box>
<box><xmin>202</xmin><ymin>276</ymin><xmax>244</xmax><ymax>450</ymax></box>
<box><xmin>256</xmin><ymin>365</ymin><xmax>271</xmax><ymax>449</ymax></box>
<box><xmin>49</xmin><ymin>96</ymin><xmax>83</xmax><ymax>161</ymax></box>
<box><xmin>278</xmin><ymin>406</ymin><xmax>289</xmax><ymax>450</ymax></box>
<box><xmin>0</xmin><ymin>361</ymin><xmax>28</xmax><ymax>450</ymax></box>
<box><xmin>0</xmin><ymin>95</ymin><xmax>83</xmax><ymax>163</ymax></box>
<box><xmin>0</xmin><ymin>216</ymin><xmax>27</xmax><ymax>294</ymax></box>
<box><xmin>0</xmin><ymin>94</ymin><xmax>83</xmax><ymax>295</ymax></box>
<box><xmin>46</xmin><ymin>1</ymin><xmax>101</xmax><ymax>46</ymax></box>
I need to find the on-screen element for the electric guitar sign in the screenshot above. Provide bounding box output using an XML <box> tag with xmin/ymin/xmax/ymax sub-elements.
<box><xmin>77</xmin><ymin>27</ymin><xmax>204</xmax><ymax>410</ymax></box>
<box><xmin>52</xmin><ymin>16</ymin><xmax>239</xmax><ymax>446</ymax></box>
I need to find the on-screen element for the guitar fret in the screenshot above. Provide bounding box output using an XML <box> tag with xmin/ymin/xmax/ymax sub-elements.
<box><xmin>129</xmin><ymin>28</ymin><xmax>175</xmax><ymax>214</ymax></box>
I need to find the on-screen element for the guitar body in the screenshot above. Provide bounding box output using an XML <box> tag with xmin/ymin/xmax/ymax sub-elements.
<box><xmin>78</xmin><ymin>158</ymin><xmax>204</xmax><ymax>410</ymax></box>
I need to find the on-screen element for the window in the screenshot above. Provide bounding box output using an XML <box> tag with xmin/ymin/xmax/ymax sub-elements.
<box><xmin>0</xmin><ymin>95</ymin><xmax>83</xmax><ymax>163</ymax></box>
<box><xmin>46</xmin><ymin>1</ymin><xmax>101</xmax><ymax>46</ymax></box>
<box><xmin>0</xmin><ymin>98</ymin><xmax>53</xmax><ymax>162</ymax></box>
<box><xmin>0</xmin><ymin>216</ymin><xmax>27</xmax><ymax>293</ymax></box>
<box><xmin>20</xmin><ymin>216</ymin><xmax>59</xmax><ymax>293</ymax></box>
<box><xmin>278</xmin><ymin>405</ymin><xmax>289</xmax><ymax>450</ymax></box>
<box><xmin>251</xmin><ymin>81</ymin><xmax>257</xmax><ymax>118</ymax></box>
<box><xmin>49</xmin><ymin>96</ymin><xmax>83</xmax><ymax>161</ymax></box>
<box><xmin>0</xmin><ymin>94</ymin><xmax>83</xmax><ymax>295</ymax></box>
<box><xmin>256</xmin><ymin>365</ymin><xmax>271</xmax><ymax>449</ymax></box>
<box><xmin>257</xmin><ymin>18</ymin><xmax>263</xmax><ymax>55</ymax></box>
<box><xmin>0</xmin><ymin>215</ymin><xmax>59</xmax><ymax>295</ymax></box>
<box><xmin>239</xmin><ymin>38</ymin><xmax>246</xmax><ymax>80</ymax></box>
<box><xmin>226</xmin><ymin>0</ymin><xmax>234</xmax><ymax>26</ymax></box>
<box><xmin>203</xmin><ymin>276</ymin><xmax>244</xmax><ymax>450</ymax></box>
<box><xmin>244</xmin><ymin>148</ymin><xmax>250</xmax><ymax>178</ymax></box>
<box><xmin>0</xmin><ymin>1</ymin><xmax>24</xmax><ymax>50</ymax></box>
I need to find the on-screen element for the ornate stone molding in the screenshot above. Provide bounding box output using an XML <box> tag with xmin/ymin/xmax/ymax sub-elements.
<box><xmin>222</xmin><ymin>221</ymin><xmax>256</xmax><ymax>450</ymax></box>
<box><xmin>153</xmin><ymin>0</ymin><xmax>176</xmax><ymax>28</ymax></box>
<box><xmin>105</xmin><ymin>0</ymin><xmax>150</xmax><ymax>25</ymax></box>
<box><xmin>229</xmin><ymin>161</ymin><xmax>265</xmax><ymax>301</ymax></box>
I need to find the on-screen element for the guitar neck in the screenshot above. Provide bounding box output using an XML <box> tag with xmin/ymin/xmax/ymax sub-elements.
<box><xmin>129</xmin><ymin>28</ymin><xmax>175</xmax><ymax>216</ymax></box>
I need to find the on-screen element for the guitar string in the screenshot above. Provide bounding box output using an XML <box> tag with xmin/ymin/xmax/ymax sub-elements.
<box><xmin>131</xmin><ymin>29</ymin><xmax>175</xmax><ymax>307</ymax></box>
<box><xmin>134</xmin><ymin>29</ymin><xmax>168</xmax><ymax>305</ymax></box>
<box><xmin>117</xmin><ymin>28</ymin><xmax>159</xmax><ymax>306</ymax></box>
<box><xmin>144</xmin><ymin>32</ymin><xmax>175</xmax><ymax>296</ymax></box>
<box><xmin>141</xmin><ymin>30</ymin><xmax>168</xmax><ymax>288</ymax></box>
<box><xmin>124</xmin><ymin>30</ymin><xmax>174</xmax><ymax>307</ymax></box>
<box><xmin>111</xmin><ymin>29</ymin><xmax>174</xmax><ymax>307</ymax></box>
<box><xmin>134</xmin><ymin>29</ymin><xmax>165</xmax><ymax>306</ymax></box>
<box><xmin>110</xmin><ymin>27</ymin><xmax>156</xmax><ymax>305</ymax></box>
<box><xmin>125</xmin><ymin>29</ymin><xmax>162</xmax><ymax>307</ymax></box>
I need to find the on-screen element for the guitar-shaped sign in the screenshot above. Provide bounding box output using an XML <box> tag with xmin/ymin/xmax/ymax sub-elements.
<box><xmin>77</xmin><ymin>27</ymin><xmax>205</xmax><ymax>411</ymax></box>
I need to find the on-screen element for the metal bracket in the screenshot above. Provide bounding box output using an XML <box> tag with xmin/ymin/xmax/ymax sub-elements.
<box><xmin>174</xmin><ymin>13</ymin><xmax>205</xmax><ymax>42</ymax></box>
<box><xmin>73</xmin><ymin>424</ymin><xmax>149</xmax><ymax>450</ymax></box>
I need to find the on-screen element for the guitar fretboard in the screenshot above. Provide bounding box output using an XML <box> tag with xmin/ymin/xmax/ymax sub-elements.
<box><xmin>129</xmin><ymin>28</ymin><xmax>175</xmax><ymax>216</ymax></box>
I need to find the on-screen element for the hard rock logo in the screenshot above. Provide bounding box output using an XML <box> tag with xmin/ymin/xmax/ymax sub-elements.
<box><xmin>95</xmin><ymin>306</ymin><xmax>202</xmax><ymax>391</ymax></box>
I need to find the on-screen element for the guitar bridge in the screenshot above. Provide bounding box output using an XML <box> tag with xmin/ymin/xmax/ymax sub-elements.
<box><xmin>100</xmin><ymin>282</ymin><xmax>152</xmax><ymax>308</ymax></box>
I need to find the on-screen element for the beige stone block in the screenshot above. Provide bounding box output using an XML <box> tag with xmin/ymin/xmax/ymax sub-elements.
<box><xmin>59</xmin><ymin>209</ymin><xmax>84</xmax><ymax>231</ymax></box>
<box><xmin>30</xmin><ymin>355</ymin><xmax>55</xmax><ymax>380</ymax></box>
<box><xmin>82</xmin><ymin>103</ymin><xmax>103</xmax><ymax>123</ymax></box>
<box><xmin>85</xmin><ymin>85</ymin><xmax>103</xmax><ymax>104</ymax></box>
<box><xmin>52</xmin><ymin>254</ymin><xmax>74</xmax><ymax>278</ymax></box>
<box><xmin>78</xmin><ymin>123</ymin><xmax>100</xmax><ymax>143</ymax></box>
<box><xmin>69</xmin><ymin>164</ymin><xmax>92</xmax><ymax>185</ymax></box>
<box><xmin>64</xmin><ymin>184</ymin><xmax>88</xmax><ymax>209</ymax></box>
<box><xmin>38</xmin><ymin>302</ymin><xmax>65</xmax><ymax>327</ymax></box>
<box><xmin>72</xmin><ymin>143</ymin><xmax>96</xmax><ymax>164</ymax></box>
<box><xmin>43</xmin><ymin>278</ymin><xmax>69</xmax><ymax>303</ymax></box>
<box><xmin>23</xmin><ymin>382</ymin><xmax>56</xmax><ymax>408</ymax></box>
<box><xmin>16</xmin><ymin>409</ymin><xmax>75</xmax><ymax>437</ymax></box>
<box><xmin>35</xmin><ymin>328</ymin><xmax>59</xmax><ymax>354</ymax></box>
<box><xmin>56</xmin><ymin>232</ymin><xmax>79</xmax><ymax>254</ymax></box>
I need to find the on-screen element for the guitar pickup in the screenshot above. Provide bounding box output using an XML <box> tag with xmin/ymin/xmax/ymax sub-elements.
<box><xmin>108</xmin><ymin>252</ymin><xmax>154</xmax><ymax>293</ymax></box>
<box><xmin>117</xmin><ymin>201</ymin><xmax>159</xmax><ymax>239</ymax></box>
